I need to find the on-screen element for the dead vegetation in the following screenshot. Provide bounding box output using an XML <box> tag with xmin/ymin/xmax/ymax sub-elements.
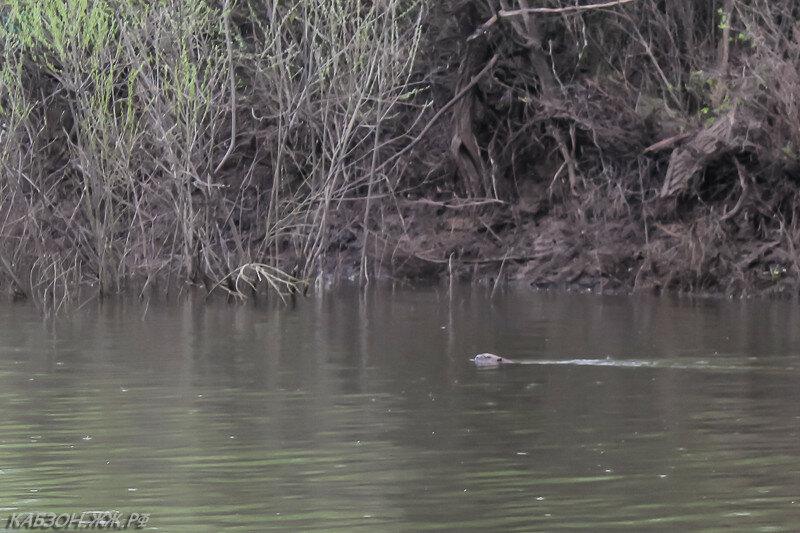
<box><xmin>1</xmin><ymin>0</ymin><xmax>800</xmax><ymax>310</ymax></box>
<box><xmin>384</xmin><ymin>0</ymin><xmax>800</xmax><ymax>297</ymax></box>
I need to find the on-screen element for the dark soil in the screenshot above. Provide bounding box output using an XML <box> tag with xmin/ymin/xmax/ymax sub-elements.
<box><xmin>315</xmin><ymin>0</ymin><xmax>800</xmax><ymax>298</ymax></box>
<box><xmin>4</xmin><ymin>0</ymin><xmax>800</xmax><ymax>307</ymax></box>
<box><xmin>321</xmin><ymin>176</ymin><xmax>798</xmax><ymax>298</ymax></box>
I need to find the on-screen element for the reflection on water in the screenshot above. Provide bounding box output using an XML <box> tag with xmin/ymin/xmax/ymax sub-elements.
<box><xmin>0</xmin><ymin>288</ymin><xmax>800</xmax><ymax>531</ymax></box>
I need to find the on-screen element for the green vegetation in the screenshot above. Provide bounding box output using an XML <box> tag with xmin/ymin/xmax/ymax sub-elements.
<box><xmin>2</xmin><ymin>0</ymin><xmax>800</xmax><ymax>310</ymax></box>
<box><xmin>0</xmin><ymin>0</ymin><xmax>425</xmax><ymax>309</ymax></box>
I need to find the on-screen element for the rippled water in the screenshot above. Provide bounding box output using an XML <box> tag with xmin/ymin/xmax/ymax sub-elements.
<box><xmin>1</xmin><ymin>287</ymin><xmax>799</xmax><ymax>531</ymax></box>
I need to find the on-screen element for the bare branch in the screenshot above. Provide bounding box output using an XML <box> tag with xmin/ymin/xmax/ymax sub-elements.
<box><xmin>499</xmin><ymin>0</ymin><xmax>635</xmax><ymax>17</ymax></box>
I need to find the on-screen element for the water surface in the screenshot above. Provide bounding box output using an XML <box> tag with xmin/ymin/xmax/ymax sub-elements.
<box><xmin>1</xmin><ymin>288</ymin><xmax>799</xmax><ymax>531</ymax></box>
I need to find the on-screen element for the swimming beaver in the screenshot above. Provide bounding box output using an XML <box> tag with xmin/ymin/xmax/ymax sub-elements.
<box><xmin>471</xmin><ymin>353</ymin><xmax>516</xmax><ymax>366</ymax></box>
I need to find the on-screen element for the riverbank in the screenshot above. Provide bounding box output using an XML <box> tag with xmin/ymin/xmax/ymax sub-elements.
<box><xmin>1</xmin><ymin>1</ymin><xmax>799</xmax><ymax>309</ymax></box>
<box><xmin>313</xmin><ymin>187</ymin><xmax>799</xmax><ymax>299</ymax></box>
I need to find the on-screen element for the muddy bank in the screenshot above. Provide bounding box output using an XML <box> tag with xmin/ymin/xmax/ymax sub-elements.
<box><xmin>320</xmin><ymin>180</ymin><xmax>798</xmax><ymax>298</ymax></box>
<box><xmin>2</xmin><ymin>1</ymin><xmax>800</xmax><ymax>308</ymax></box>
<box><xmin>327</xmin><ymin>0</ymin><xmax>800</xmax><ymax>298</ymax></box>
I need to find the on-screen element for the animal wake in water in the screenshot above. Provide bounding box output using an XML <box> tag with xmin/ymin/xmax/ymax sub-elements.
<box><xmin>471</xmin><ymin>353</ymin><xmax>753</xmax><ymax>371</ymax></box>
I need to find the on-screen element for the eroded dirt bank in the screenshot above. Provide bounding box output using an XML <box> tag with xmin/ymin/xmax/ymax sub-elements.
<box><xmin>319</xmin><ymin>181</ymin><xmax>798</xmax><ymax>298</ymax></box>
<box><xmin>2</xmin><ymin>1</ymin><xmax>800</xmax><ymax>306</ymax></box>
<box><xmin>318</xmin><ymin>0</ymin><xmax>800</xmax><ymax>298</ymax></box>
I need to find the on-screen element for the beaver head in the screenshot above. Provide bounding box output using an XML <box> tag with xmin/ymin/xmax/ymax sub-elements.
<box><xmin>471</xmin><ymin>353</ymin><xmax>516</xmax><ymax>366</ymax></box>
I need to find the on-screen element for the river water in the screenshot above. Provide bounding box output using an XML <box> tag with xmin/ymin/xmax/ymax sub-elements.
<box><xmin>0</xmin><ymin>287</ymin><xmax>799</xmax><ymax>531</ymax></box>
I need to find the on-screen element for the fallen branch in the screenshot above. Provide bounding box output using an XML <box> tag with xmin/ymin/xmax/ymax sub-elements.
<box><xmin>470</xmin><ymin>1</ymin><xmax>635</xmax><ymax>41</ymax></box>
<box><xmin>643</xmin><ymin>132</ymin><xmax>693</xmax><ymax>154</ymax></box>
<box><xmin>500</xmin><ymin>0</ymin><xmax>635</xmax><ymax>17</ymax></box>
<box><xmin>400</xmin><ymin>197</ymin><xmax>506</xmax><ymax>209</ymax></box>
<box><xmin>409</xmin><ymin>253</ymin><xmax>551</xmax><ymax>265</ymax></box>
<box><xmin>659</xmin><ymin>111</ymin><xmax>738</xmax><ymax>198</ymax></box>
